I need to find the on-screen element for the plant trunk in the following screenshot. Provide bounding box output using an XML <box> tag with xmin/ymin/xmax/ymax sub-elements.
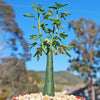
<box><xmin>91</xmin><ymin>77</ymin><xmax>95</xmax><ymax>100</ymax></box>
<box><xmin>43</xmin><ymin>50</ymin><xmax>54</xmax><ymax>96</ymax></box>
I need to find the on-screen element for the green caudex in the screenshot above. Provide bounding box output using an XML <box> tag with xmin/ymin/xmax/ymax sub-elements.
<box><xmin>24</xmin><ymin>2</ymin><xmax>72</xmax><ymax>96</ymax></box>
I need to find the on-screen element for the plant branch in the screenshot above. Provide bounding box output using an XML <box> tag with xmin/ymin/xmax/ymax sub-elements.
<box><xmin>38</xmin><ymin>10</ymin><xmax>47</xmax><ymax>54</ymax></box>
<box><xmin>50</xmin><ymin>24</ymin><xmax>55</xmax><ymax>50</ymax></box>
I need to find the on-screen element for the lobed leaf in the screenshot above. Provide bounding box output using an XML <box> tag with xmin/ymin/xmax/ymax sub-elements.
<box><xmin>30</xmin><ymin>35</ymin><xmax>42</xmax><ymax>41</ymax></box>
<box><xmin>49</xmin><ymin>6</ymin><xmax>57</xmax><ymax>9</ymax></box>
<box><xmin>55</xmin><ymin>2</ymin><xmax>68</xmax><ymax>9</ymax></box>
<box><xmin>30</xmin><ymin>42</ymin><xmax>37</xmax><ymax>48</ymax></box>
<box><xmin>61</xmin><ymin>11</ymin><xmax>70</xmax><ymax>19</ymax></box>
<box><xmin>59</xmin><ymin>31</ymin><xmax>68</xmax><ymax>39</ymax></box>
<box><xmin>48</xmin><ymin>10</ymin><xmax>54</xmax><ymax>15</ymax></box>
<box><xmin>23</xmin><ymin>13</ymin><xmax>35</xmax><ymax>18</ymax></box>
<box><xmin>31</xmin><ymin>26</ymin><xmax>36</xmax><ymax>29</ymax></box>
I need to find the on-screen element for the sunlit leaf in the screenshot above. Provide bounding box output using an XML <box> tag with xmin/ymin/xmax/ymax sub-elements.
<box><xmin>40</xmin><ymin>8</ymin><xmax>45</xmax><ymax>12</ymax></box>
<box><xmin>30</xmin><ymin>42</ymin><xmax>37</xmax><ymax>48</ymax></box>
<box><xmin>32</xmin><ymin>3</ymin><xmax>37</xmax><ymax>6</ymax></box>
<box><xmin>37</xmin><ymin>55</ymin><xmax>39</xmax><ymax>61</ymax></box>
<box><xmin>59</xmin><ymin>31</ymin><xmax>68</xmax><ymax>39</ymax></box>
<box><xmin>48</xmin><ymin>10</ymin><xmax>54</xmax><ymax>15</ymax></box>
<box><xmin>30</xmin><ymin>35</ymin><xmax>42</xmax><ymax>41</ymax></box>
<box><xmin>23</xmin><ymin>13</ymin><xmax>35</xmax><ymax>18</ymax></box>
<box><xmin>60</xmin><ymin>25</ymin><xmax>65</xmax><ymax>28</ymax></box>
<box><xmin>64</xmin><ymin>50</ymin><xmax>71</xmax><ymax>57</ymax></box>
<box><xmin>31</xmin><ymin>26</ymin><xmax>36</xmax><ymax>29</ymax></box>
<box><xmin>61</xmin><ymin>11</ymin><xmax>70</xmax><ymax>19</ymax></box>
<box><xmin>55</xmin><ymin>2</ymin><xmax>68</xmax><ymax>9</ymax></box>
<box><xmin>49</xmin><ymin>6</ymin><xmax>57</xmax><ymax>9</ymax></box>
<box><xmin>33</xmin><ymin>7</ymin><xmax>37</xmax><ymax>11</ymax></box>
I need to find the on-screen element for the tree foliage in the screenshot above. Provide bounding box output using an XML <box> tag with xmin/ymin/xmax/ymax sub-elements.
<box><xmin>24</xmin><ymin>2</ymin><xmax>72</xmax><ymax>61</ymax></box>
<box><xmin>68</xmin><ymin>18</ymin><xmax>100</xmax><ymax>100</ymax></box>
<box><xmin>68</xmin><ymin>18</ymin><xmax>100</xmax><ymax>78</ymax></box>
<box><xmin>0</xmin><ymin>58</ymin><xmax>41</xmax><ymax>99</ymax></box>
<box><xmin>0</xmin><ymin>0</ymin><xmax>35</xmax><ymax>99</ymax></box>
<box><xmin>0</xmin><ymin>0</ymin><xmax>31</xmax><ymax>60</ymax></box>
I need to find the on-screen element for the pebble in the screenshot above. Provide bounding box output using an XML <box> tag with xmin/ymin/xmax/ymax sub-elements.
<box><xmin>12</xmin><ymin>92</ymin><xmax>82</xmax><ymax>100</ymax></box>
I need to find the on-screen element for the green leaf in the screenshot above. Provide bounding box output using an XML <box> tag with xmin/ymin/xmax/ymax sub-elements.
<box><xmin>55</xmin><ymin>2</ymin><xmax>68</xmax><ymax>9</ymax></box>
<box><xmin>59</xmin><ymin>31</ymin><xmax>68</xmax><ymax>39</ymax></box>
<box><xmin>54</xmin><ymin>36</ymin><xmax>62</xmax><ymax>42</ymax></box>
<box><xmin>33</xmin><ymin>7</ymin><xmax>37</xmax><ymax>11</ymax></box>
<box><xmin>23</xmin><ymin>13</ymin><xmax>30</xmax><ymax>17</ymax></box>
<box><xmin>31</xmin><ymin>26</ymin><xmax>36</xmax><ymax>29</ymax></box>
<box><xmin>61</xmin><ymin>11</ymin><xmax>70</xmax><ymax>19</ymax></box>
<box><xmin>48</xmin><ymin>10</ymin><xmax>54</xmax><ymax>15</ymax></box>
<box><xmin>49</xmin><ymin>6</ymin><xmax>57</xmax><ymax>9</ymax></box>
<box><xmin>41</xmin><ymin>22</ymin><xmax>48</xmax><ymax>27</ymax></box>
<box><xmin>63</xmin><ymin>11</ymin><xmax>70</xmax><ymax>15</ymax></box>
<box><xmin>60</xmin><ymin>25</ymin><xmax>65</xmax><ymax>28</ymax></box>
<box><xmin>30</xmin><ymin>35</ymin><xmax>42</xmax><ymax>41</ymax></box>
<box><xmin>37</xmin><ymin>55</ymin><xmax>39</xmax><ymax>61</ymax></box>
<box><xmin>49</xmin><ymin>2</ymin><xmax>68</xmax><ymax>10</ymax></box>
<box><xmin>40</xmin><ymin>8</ymin><xmax>45</xmax><ymax>12</ymax></box>
<box><xmin>61</xmin><ymin>45</ymin><xmax>73</xmax><ymax>51</ymax></box>
<box><xmin>32</xmin><ymin>3</ymin><xmax>37</xmax><ymax>6</ymax></box>
<box><xmin>48</xmin><ymin>18</ymin><xmax>55</xmax><ymax>21</ymax></box>
<box><xmin>37</xmin><ymin>47</ymin><xmax>43</xmax><ymax>55</ymax></box>
<box><xmin>48</xmin><ymin>18</ymin><xmax>61</xmax><ymax>26</ymax></box>
<box><xmin>52</xmin><ymin>40</ymin><xmax>60</xmax><ymax>48</ymax></box>
<box><xmin>44</xmin><ymin>14</ymin><xmax>51</xmax><ymax>19</ymax></box>
<box><xmin>30</xmin><ymin>42</ymin><xmax>37</xmax><ymax>48</ymax></box>
<box><xmin>33</xmin><ymin>50</ymin><xmax>39</xmax><ymax>57</ymax></box>
<box><xmin>64</xmin><ymin>50</ymin><xmax>71</xmax><ymax>57</ymax></box>
<box><xmin>23</xmin><ymin>13</ymin><xmax>35</xmax><ymax>18</ymax></box>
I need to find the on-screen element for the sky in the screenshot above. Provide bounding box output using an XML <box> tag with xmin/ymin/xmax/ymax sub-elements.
<box><xmin>3</xmin><ymin>0</ymin><xmax>100</xmax><ymax>72</ymax></box>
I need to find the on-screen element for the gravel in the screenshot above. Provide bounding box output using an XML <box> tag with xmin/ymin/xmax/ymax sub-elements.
<box><xmin>12</xmin><ymin>92</ymin><xmax>85</xmax><ymax>100</ymax></box>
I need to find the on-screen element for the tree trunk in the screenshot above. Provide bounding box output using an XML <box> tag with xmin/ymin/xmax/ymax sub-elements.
<box><xmin>43</xmin><ymin>50</ymin><xmax>54</xmax><ymax>96</ymax></box>
<box><xmin>91</xmin><ymin>77</ymin><xmax>95</xmax><ymax>100</ymax></box>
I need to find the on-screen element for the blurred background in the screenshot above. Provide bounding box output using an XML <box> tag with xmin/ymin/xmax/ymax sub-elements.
<box><xmin>0</xmin><ymin>0</ymin><xmax>100</xmax><ymax>100</ymax></box>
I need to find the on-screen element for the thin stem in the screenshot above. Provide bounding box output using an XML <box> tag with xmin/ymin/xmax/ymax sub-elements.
<box><xmin>50</xmin><ymin>24</ymin><xmax>55</xmax><ymax>50</ymax></box>
<box><xmin>51</xmin><ymin>9</ymin><xmax>59</xmax><ymax>51</ymax></box>
<box><xmin>38</xmin><ymin>10</ymin><xmax>47</xmax><ymax>54</ymax></box>
<box><xmin>56</xmin><ymin>9</ymin><xmax>59</xmax><ymax>35</ymax></box>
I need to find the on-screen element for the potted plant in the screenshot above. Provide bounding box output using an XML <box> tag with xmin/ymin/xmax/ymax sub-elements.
<box><xmin>12</xmin><ymin>2</ymin><xmax>85</xmax><ymax>100</ymax></box>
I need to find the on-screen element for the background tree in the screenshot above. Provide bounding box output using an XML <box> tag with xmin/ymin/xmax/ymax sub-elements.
<box><xmin>68</xmin><ymin>18</ymin><xmax>100</xmax><ymax>100</ymax></box>
<box><xmin>0</xmin><ymin>58</ymin><xmax>41</xmax><ymax>99</ymax></box>
<box><xmin>0</xmin><ymin>0</ymin><xmax>41</xmax><ymax>99</ymax></box>
<box><xmin>0</xmin><ymin>0</ymin><xmax>31</xmax><ymax>60</ymax></box>
<box><xmin>24</xmin><ymin>2</ymin><xmax>72</xmax><ymax>96</ymax></box>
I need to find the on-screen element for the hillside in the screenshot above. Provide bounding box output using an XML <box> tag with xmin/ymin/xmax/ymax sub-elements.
<box><xmin>37</xmin><ymin>71</ymin><xmax>84</xmax><ymax>85</ymax></box>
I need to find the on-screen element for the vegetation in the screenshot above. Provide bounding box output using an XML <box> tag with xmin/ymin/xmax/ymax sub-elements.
<box><xmin>0</xmin><ymin>0</ymin><xmax>40</xmax><ymax>99</ymax></box>
<box><xmin>0</xmin><ymin>0</ymin><xmax>31</xmax><ymax>60</ymax></box>
<box><xmin>0</xmin><ymin>58</ymin><xmax>41</xmax><ymax>99</ymax></box>
<box><xmin>1</xmin><ymin>0</ymin><xmax>99</xmax><ymax>99</ymax></box>
<box><xmin>68</xmin><ymin>18</ymin><xmax>100</xmax><ymax>100</ymax></box>
<box><xmin>24</xmin><ymin>2</ymin><xmax>72</xmax><ymax>96</ymax></box>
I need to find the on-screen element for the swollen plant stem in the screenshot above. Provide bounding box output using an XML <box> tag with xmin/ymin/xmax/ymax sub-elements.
<box><xmin>43</xmin><ymin>50</ymin><xmax>54</xmax><ymax>96</ymax></box>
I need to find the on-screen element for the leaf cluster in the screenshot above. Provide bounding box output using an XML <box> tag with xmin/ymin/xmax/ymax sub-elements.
<box><xmin>24</xmin><ymin>2</ymin><xmax>72</xmax><ymax>61</ymax></box>
<box><xmin>68</xmin><ymin>18</ymin><xmax>100</xmax><ymax>79</ymax></box>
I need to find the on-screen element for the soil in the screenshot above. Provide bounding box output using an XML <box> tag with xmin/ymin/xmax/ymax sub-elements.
<box><xmin>12</xmin><ymin>92</ymin><xmax>85</xmax><ymax>100</ymax></box>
